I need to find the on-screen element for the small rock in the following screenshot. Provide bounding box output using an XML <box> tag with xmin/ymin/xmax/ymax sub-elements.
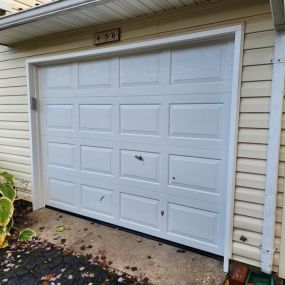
<box><xmin>136</xmin><ymin>238</ymin><xmax>142</xmax><ymax>242</ymax></box>
<box><xmin>68</xmin><ymin>275</ymin><xmax>73</xmax><ymax>280</ymax></box>
<box><xmin>118</xmin><ymin>277</ymin><xmax>124</xmax><ymax>283</ymax></box>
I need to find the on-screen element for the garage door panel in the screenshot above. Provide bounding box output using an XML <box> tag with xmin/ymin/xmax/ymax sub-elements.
<box><xmin>40</xmin><ymin>38</ymin><xmax>234</xmax><ymax>255</ymax></box>
<box><xmin>168</xmin><ymin>155</ymin><xmax>223</xmax><ymax>194</ymax></box>
<box><xmin>167</xmin><ymin>203</ymin><xmax>219</xmax><ymax>245</ymax></box>
<box><xmin>79</xmin><ymin>104</ymin><xmax>114</xmax><ymax>133</ymax></box>
<box><xmin>120</xmin><ymin>104</ymin><xmax>161</xmax><ymax>136</ymax></box>
<box><xmin>48</xmin><ymin>178</ymin><xmax>77</xmax><ymax>208</ymax></box>
<box><xmin>80</xmin><ymin>145</ymin><xmax>114</xmax><ymax>176</ymax></box>
<box><xmin>119</xmin><ymin>52</ymin><xmax>167</xmax><ymax>88</ymax></box>
<box><xmin>120</xmin><ymin>149</ymin><xmax>160</xmax><ymax>184</ymax></box>
<box><xmin>170</xmin><ymin>42</ymin><xmax>231</xmax><ymax>85</ymax></box>
<box><xmin>169</xmin><ymin>103</ymin><xmax>224</xmax><ymax>140</ymax></box>
<box><xmin>45</xmin><ymin>104</ymin><xmax>75</xmax><ymax>131</ymax></box>
<box><xmin>78</xmin><ymin>59</ymin><xmax>114</xmax><ymax>88</ymax></box>
<box><xmin>47</xmin><ymin>142</ymin><xmax>76</xmax><ymax>170</ymax></box>
<box><xmin>44</xmin><ymin>64</ymin><xmax>73</xmax><ymax>89</ymax></box>
<box><xmin>120</xmin><ymin>193</ymin><xmax>160</xmax><ymax>231</ymax></box>
<box><xmin>81</xmin><ymin>185</ymin><xmax>115</xmax><ymax>219</ymax></box>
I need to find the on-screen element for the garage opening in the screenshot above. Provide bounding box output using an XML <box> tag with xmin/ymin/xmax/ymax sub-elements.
<box><xmin>32</xmin><ymin>35</ymin><xmax>236</xmax><ymax>257</ymax></box>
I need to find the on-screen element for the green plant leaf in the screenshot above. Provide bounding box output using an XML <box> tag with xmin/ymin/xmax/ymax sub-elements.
<box><xmin>6</xmin><ymin>217</ymin><xmax>14</xmax><ymax>233</ymax></box>
<box><xmin>18</xmin><ymin>229</ymin><xmax>36</xmax><ymax>241</ymax></box>
<box><xmin>0</xmin><ymin>226</ymin><xmax>7</xmax><ymax>248</ymax></box>
<box><xmin>0</xmin><ymin>172</ymin><xmax>14</xmax><ymax>185</ymax></box>
<box><xmin>0</xmin><ymin>197</ymin><xmax>13</xmax><ymax>227</ymax></box>
<box><xmin>55</xmin><ymin>225</ymin><xmax>67</xmax><ymax>232</ymax></box>
<box><xmin>0</xmin><ymin>183</ymin><xmax>16</xmax><ymax>202</ymax></box>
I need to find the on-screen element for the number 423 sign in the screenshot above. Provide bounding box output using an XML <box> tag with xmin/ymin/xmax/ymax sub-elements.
<box><xmin>94</xmin><ymin>28</ymin><xmax>121</xmax><ymax>45</ymax></box>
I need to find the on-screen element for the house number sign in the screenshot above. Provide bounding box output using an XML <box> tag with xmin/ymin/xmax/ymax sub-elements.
<box><xmin>94</xmin><ymin>28</ymin><xmax>121</xmax><ymax>45</ymax></box>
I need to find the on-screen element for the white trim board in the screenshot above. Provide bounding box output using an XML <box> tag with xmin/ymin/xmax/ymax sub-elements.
<box><xmin>261</xmin><ymin>30</ymin><xmax>285</xmax><ymax>275</ymax></box>
<box><xmin>26</xmin><ymin>25</ymin><xmax>243</xmax><ymax>272</ymax></box>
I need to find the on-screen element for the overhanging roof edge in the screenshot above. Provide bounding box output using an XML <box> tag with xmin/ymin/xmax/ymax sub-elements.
<box><xmin>0</xmin><ymin>0</ymin><xmax>113</xmax><ymax>31</ymax></box>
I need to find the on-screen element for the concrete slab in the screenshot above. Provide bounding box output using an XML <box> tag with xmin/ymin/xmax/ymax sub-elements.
<box><xmin>24</xmin><ymin>208</ymin><xmax>226</xmax><ymax>285</ymax></box>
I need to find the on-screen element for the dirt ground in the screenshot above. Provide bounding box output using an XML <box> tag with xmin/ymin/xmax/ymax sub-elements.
<box><xmin>20</xmin><ymin>206</ymin><xmax>226</xmax><ymax>285</ymax></box>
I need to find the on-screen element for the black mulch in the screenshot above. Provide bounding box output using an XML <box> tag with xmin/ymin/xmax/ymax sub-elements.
<box><xmin>0</xmin><ymin>200</ymin><xmax>150</xmax><ymax>285</ymax></box>
<box><xmin>13</xmin><ymin>199</ymin><xmax>33</xmax><ymax>224</ymax></box>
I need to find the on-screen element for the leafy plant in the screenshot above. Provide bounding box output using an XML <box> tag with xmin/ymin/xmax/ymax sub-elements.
<box><xmin>0</xmin><ymin>171</ymin><xmax>36</xmax><ymax>248</ymax></box>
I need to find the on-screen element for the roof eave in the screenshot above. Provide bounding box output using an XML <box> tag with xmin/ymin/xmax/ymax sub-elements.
<box><xmin>0</xmin><ymin>0</ymin><xmax>111</xmax><ymax>31</ymax></box>
<box><xmin>270</xmin><ymin>0</ymin><xmax>285</xmax><ymax>31</ymax></box>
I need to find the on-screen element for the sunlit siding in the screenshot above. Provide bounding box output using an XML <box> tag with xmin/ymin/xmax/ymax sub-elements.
<box><xmin>0</xmin><ymin>0</ymin><xmax>284</xmax><ymax>275</ymax></box>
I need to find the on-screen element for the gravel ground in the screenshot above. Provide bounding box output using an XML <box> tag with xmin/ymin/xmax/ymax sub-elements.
<box><xmin>0</xmin><ymin>237</ymin><xmax>150</xmax><ymax>285</ymax></box>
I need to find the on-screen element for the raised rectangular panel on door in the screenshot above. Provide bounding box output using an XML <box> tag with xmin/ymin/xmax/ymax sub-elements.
<box><xmin>81</xmin><ymin>185</ymin><xmax>115</xmax><ymax>220</ymax></box>
<box><xmin>79</xmin><ymin>104</ymin><xmax>113</xmax><ymax>133</ymax></box>
<box><xmin>48</xmin><ymin>178</ymin><xmax>77</xmax><ymax>209</ymax></box>
<box><xmin>78</xmin><ymin>59</ymin><xmax>113</xmax><ymax>88</ymax></box>
<box><xmin>39</xmin><ymin>37</ymin><xmax>234</xmax><ymax>256</ymax></box>
<box><xmin>169</xmin><ymin>104</ymin><xmax>223</xmax><ymax>140</ymax></box>
<box><xmin>47</xmin><ymin>142</ymin><xmax>75</xmax><ymax>169</ymax></box>
<box><xmin>120</xmin><ymin>149</ymin><xmax>160</xmax><ymax>184</ymax></box>
<box><xmin>81</xmin><ymin>146</ymin><xmax>114</xmax><ymax>176</ymax></box>
<box><xmin>46</xmin><ymin>104</ymin><xmax>74</xmax><ymax>131</ymax></box>
<box><xmin>120</xmin><ymin>104</ymin><xmax>161</xmax><ymax>136</ymax></box>
<box><xmin>120</xmin><ymin>193</ymin><xmax>160</xmax><ymax>232</ymax></box>
<box><xmin>45</xmin><ymin>64</ymin><xmax>73</xmax><ymax>89</ymax></box>
<box><xmin>167</xmin><ymin>203</ymin><xmax>219</xmax><ymax>253</ymax></box>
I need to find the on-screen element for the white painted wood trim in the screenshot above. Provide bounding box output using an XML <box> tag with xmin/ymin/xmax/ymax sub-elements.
<box><xmin>279</xmin><ymin>177</ymin><xmax>285</xmax><ymax>278</ymax></box>
<box><xmin>27</xmin><ymin>25</ymin><xmax>242</xmax><ymax>65</ymax></box>
<box><xmin>27</xmin><ymin>63</ymin><xmax>44</xmax><ymax>210</ymax></box>
<box><xmin>27</xmin><ymin>25</ymin><xmax>243</xmax><ymax>267</ymax></box>
<box><xmin>261</xmin><ymin>31</ymin><xmax>285</xmax><ymax>274</ymax></box>
<box><xmin>223</xmin><ymin>24</ymin><xmax>244</xmax><ymax>272</ymax></box>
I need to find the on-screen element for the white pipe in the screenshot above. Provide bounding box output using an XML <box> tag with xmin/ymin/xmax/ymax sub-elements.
<box><xmin>261</xmin><ymin>30</ymin><xmax>285</xmax><ymax>274</ymax></box>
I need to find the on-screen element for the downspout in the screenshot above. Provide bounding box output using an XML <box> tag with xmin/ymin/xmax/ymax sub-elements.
<box><xmin>261</xmin><ymin>0</ymin><xmax>285</xmax><ymax>274</ymax></box>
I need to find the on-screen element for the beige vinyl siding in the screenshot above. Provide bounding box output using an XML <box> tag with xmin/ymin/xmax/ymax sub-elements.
<box><xmin>233</xmin><ymin>14</ymin><xmax>279</xmax><ymax>270</ymax></box>
<box><xmin>0</xmin><ymin>0</ymin><xmax>283</xmax><ymax>274</ymax></box>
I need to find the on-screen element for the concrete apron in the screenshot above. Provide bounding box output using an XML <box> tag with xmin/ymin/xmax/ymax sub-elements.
<box><xmin>24</xmin><ymin>208</ymin><xmax>225</xmax><ymax>285</ymax></box>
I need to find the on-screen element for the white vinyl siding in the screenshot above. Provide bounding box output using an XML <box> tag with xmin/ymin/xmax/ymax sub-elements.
<box><xmin>0</xmin><ymin>0</ymin><xmax>284</xmax><ymax>275</ymax></box>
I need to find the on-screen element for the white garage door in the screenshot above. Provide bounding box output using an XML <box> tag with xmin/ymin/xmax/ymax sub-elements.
<box><xmin>38</xmin><ymin>38</ymin><xmax>234</xmax><ymax>255</ymax></box>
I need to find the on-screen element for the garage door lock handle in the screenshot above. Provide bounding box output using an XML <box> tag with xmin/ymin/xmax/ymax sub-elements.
<box><xmin>135</xmin><ymin>155</ymin><xmax>144</xmax><ymax>161</ymax></box>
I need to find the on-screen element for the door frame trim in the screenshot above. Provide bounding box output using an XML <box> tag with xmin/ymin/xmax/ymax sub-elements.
<box><xmin>26</xmin><ymin>24</ymin><xmax>243</xmax><ymax>271</ymax></box>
